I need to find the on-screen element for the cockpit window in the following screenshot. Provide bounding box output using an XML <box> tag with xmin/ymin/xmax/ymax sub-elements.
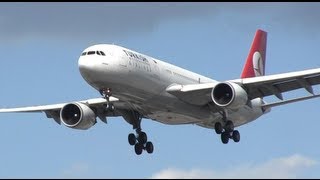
<box><xmin>87</xmin><ymin>51</ymin><xmax>95</xmax><ymax>55</ymax></box>
<box><xmin>81</xmin><ymin>50</ymin><xmax>106</xmax><ymax>56</ymax></box>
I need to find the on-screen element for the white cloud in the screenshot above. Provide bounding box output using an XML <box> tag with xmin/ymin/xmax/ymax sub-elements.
<box><xmin>151</xmin><ymin>154</ymin><xmax>318</xmax><ymax>179</ymax></box>
<box><xmin>61</xmin><ymin>162</ymin><xmax>90</xmax><ymax>178</ymax></box>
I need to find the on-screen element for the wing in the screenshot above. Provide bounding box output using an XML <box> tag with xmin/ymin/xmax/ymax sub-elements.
<box><xmin>166</xmin><ymin>83</ymin><xmax>218</xmax><ymax>105</ymax></box>
<box><xmin>166</xmin><ymin>68</ymin><xmax>320</xmax><ymax>108</ymax></box>
<box><xmin>232</xmin><ymin>68</ymin><xmax>320</xmax><ymax>100</ymax></box>
<box><xmin>0</xmin><ymin>97</ymin><xmax>124</xmax><ymax>124</ymax></box>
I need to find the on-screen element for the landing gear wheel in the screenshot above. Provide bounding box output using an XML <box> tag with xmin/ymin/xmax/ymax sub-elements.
<box><xmin>232</xmin><ymin>130</ymin><xmax>240</xmax><ymax>142</ymax></box>
<box><xmin>138</xmin><ymin>131</ymin><xmax>147</xmax><ymax>144</ymax></box>
<box><xmin>221</xmin><ymin>131</ymin><xmax>230</xmax><ymax>144</ymax></box>
<box><xmin>134</xmin><ymin>143</ymin><xmax>143</xmax><ymax>155</ymax></box>
<box><xmin>214</xmin><ymin>122</ymin><xmax>223</xmax><ymax>134</ymax></box>
<box><xmin>105</xmin><ymin>104</ymin><xmax>115</xmax><ymax>111</ymax></box>
<box><xmin>128</xmin><ymin>111</ymin><xmax>154</xmax><ymax>155</ymax></box>
<box><xmin>128</xmin><ymin>133</ymin><xmax>136</xmax><ymax>146</ymax></box>
<box><xmin>145</xmin><ymin>141</ymin><xmax>154</xmax><ymax>154</ymax></box>
<box><xmin>225</xmin><ymin>120</ymin><xmax>234</xmax><ymax>132</ymax></box>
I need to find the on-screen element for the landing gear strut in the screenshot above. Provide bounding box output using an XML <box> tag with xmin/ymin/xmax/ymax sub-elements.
<box><xmin>214</xmin><ymin>111</ymin><xmax>240</xmax><ymax>144</ymax></box>
<box><xmin>101</xmin><ymin>88</ymin><xmax>115</xmax><ymax>111</ymax></box>
<box><xmin>101</xmin><ymin>88</ymin><xmax>153</xmax><ymax>155</ymax></box>
<box><xmin>127</xmin><ymin>111</ymin><xmax>154</xmax><ymax>155</ymax></box>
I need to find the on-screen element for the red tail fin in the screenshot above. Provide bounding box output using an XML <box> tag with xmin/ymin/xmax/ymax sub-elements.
<box><xmin>240</xmin><ymin>29</ymin><xmax>267</xmax><ymax>78</ymax></box>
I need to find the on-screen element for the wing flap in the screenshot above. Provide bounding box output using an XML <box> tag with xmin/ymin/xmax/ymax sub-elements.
<box><xmin>262</xmin><ymin>94</ymin><xmax>320</xmax><ymax>109</ymax></box>
<box><xmin>45</xmin><ymin>110</ymin><xmax>61</xmax><ymax>124</ymax></box>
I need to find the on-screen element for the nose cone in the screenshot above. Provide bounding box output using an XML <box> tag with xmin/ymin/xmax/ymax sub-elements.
<box><xmin>78</xmin><ymin>56</ymin><xmax>89</xmax><ymax>74</ymax></box>
<box><xmin>78</xmin><ymin>56</ymin><xmax>100</xmax><ymax>82</ymax></box>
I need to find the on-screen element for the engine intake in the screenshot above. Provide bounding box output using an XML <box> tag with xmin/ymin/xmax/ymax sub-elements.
<box><xmin>211</xmin><ymin>82</ymin><xmax>248</xmax><ymax>109</ymax></box>
<box><xmin>60</xmin><ymin>102</ymin><xmax>96</xmax><ymax>130</ymax></box>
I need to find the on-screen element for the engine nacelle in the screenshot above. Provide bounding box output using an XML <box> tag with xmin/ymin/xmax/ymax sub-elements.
<box><xmin>211</xmin><ymin>82</ymin><xmax>248</xmax><ymax>109</ymax></box>
<box><xmin>60</xmin><ymin>102</ymin><xmax>96</xmax><ymax>130</ymax></box>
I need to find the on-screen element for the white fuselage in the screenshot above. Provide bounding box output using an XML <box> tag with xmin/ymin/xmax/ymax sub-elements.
<box><xmin>78</xmin><ymin>44</ymin><xmax>267</xmax><ymax>129</ymax></box>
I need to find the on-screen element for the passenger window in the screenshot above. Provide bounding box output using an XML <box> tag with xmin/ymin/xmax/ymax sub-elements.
<box><xmin>100</xmin><ymin>51</ymin><xmax>106</xmax><ymax>56</ymax></box>
<box><xmin>81</xmin><ymin>52</ymin><xmax>87</xmax><ymax>56</ymax></box>
<box><xmin>96</xmin><ymin>51</ymin><xmax>101</xmax><ymax>55</ymax></box>
<box><xmin>87</xmin><ymin>51</ymin><xmax>95</xmax><ymax>55</ymax></box>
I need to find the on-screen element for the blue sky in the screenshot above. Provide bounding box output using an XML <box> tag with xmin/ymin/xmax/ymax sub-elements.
<box><xmin>0</xmin><ymin>2</ymin><xmax>319</xmax><ymax>178</ymax></box>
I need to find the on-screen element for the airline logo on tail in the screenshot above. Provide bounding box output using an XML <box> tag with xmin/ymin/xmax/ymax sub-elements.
<box><xmin>241</xmin><ymin>29</ymin><xmax>267</xmax><ymax>78</ymax></box>
<box><xmin>253</xmin><ymin>51</ymin><xmax>264</xmax><ymax>76</ymax></box>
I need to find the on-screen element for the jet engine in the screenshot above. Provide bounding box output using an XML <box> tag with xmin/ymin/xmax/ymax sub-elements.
<box><xmin>60</xmin><ymin>102</ymin><xmax>96</xmax><ymax>130</ymax></box>
<box><xmin>211</xmin><ymin>82</ymin><xmax>248</xmax><ymax>109</ymax></box>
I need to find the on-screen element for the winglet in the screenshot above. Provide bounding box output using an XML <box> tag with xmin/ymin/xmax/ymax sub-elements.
<box><xmin>241</xmin><ymin>29</ymin><xmax>267</xmax><ymax>78</ymax></box>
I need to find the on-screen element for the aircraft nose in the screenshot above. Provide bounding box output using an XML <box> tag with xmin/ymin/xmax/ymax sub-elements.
<box><xmin>78</xmin><ymin>55</ymin><xmax>110</xmax><ymax>79</ymax></box>
<box><xmin>78</xmin><ymin>56</ymin><xmax>87</xmax><ymax>69</ymax></box>
<box><xmin>78</xmin><ymin>56</ymin><xmax>97</xmax><ymax>77</ymax></box>
<box><xmin>78</xmin><ymin>56</ymin><xmax>88</xmax><ymax>71</ymax></box>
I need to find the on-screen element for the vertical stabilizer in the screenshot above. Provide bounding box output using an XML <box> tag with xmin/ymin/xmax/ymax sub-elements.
<box><xmin>241</xmin><ymin>29</ymin><xmax>267</xmax><ymax>78</ymax></box>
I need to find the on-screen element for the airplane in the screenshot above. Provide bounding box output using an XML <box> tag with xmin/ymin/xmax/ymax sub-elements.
<box><xmin>1</xmin><ymin>29</ymin><xmax>320</xmax><ymax>155</ymax></box>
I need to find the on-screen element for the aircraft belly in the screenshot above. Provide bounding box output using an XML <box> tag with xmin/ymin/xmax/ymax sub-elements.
<box><xmin>196</xmin><ymin>98</ymin><xmax>266</xmax><ymax>129</ymax></box>
<box><xmin>89</xmin><ymin>75</ymin><xmax>213</xmax><ymax>126</ymax></box>
<box><xmin>147</xmin><ymin>111</ymin><xmax>203</xmax><ymax>125</ymax></box>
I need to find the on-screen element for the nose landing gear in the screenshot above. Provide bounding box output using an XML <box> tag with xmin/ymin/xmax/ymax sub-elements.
<box><xmin>101</xmin><ymin>88</ymin><xmax>115</xmax><ymax>111</ymax></box>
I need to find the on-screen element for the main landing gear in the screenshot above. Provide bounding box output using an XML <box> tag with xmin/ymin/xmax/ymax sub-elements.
<box><xmin>127</xmin><ymin>112</ymin><xmax>154</xmax><ymax>155</ymax></box>
<box><xmin>100</xmin><ymin>88</ymin><xmax>153</xmax><ymax>155</ymax></box>
<box><xmin>214</xmin><ymin>112</ymin><xmax>240</xmax><ymax>144</ymax></box>
<box><xmin>128</xmin><ymin>128</ymin><xmax>154</xmax><ymax>155</ymax></box>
